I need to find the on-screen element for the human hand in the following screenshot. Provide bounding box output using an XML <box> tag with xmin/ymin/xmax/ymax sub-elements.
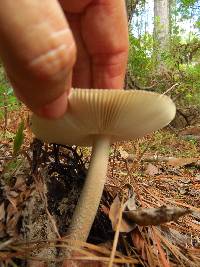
<box><xmin>0</xmin><ymin>0</ymin><xmax>128</xmax><ymax>118</ymax></box>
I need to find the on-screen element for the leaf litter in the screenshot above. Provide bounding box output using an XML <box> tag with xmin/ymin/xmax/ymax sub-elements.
<box><xmin>0</xmin><ymin>106</ymin><xmax>200</xmax><ymax>266</ymax></box>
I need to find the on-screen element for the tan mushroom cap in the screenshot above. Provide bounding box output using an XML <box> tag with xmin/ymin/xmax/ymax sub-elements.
<box><xmin>31</xmin><ymin>89</ymin><xmax>176</xmax><ymax>146</ymax></box>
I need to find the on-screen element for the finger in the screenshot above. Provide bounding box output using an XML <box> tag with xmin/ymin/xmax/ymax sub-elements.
<box><xmin>0</xmin><ymin>0</ymin><xmax>76</xmax><ymax>118</ymax></box>
<box><xmin>66</xmin><ymin>13</ymin><xmax>91</xmax><ymax>88</ymax></box>
<box><xmin>82</xmin><ymin>0</ymin><xmax>129</xmax><ymax>89</ymax></box>
<box><xmin>59</xmin><ymin>0</ymin><xmax>92</xmax><ymax>13</ymax></box>
<box><xmin>59</xmin><ymin>1</ymin><xmax>94</xmax><ymax>88</ymax></box>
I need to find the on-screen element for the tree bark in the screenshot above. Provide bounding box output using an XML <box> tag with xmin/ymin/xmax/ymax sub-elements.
<box><xmin>125</xmin><ymin>0</ymin><xmax>139</xmax><ymax>23</ymax></box>
<box><xmin>154</xmin><ymin>0</ymin><xmax>170</xmax><ymax>69</ymax></box>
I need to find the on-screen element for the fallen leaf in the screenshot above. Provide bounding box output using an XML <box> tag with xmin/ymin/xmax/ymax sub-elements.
<box><xmin>178</xmin><ymin>187</ymin><xmax>188</xmax><ymax>195</ymax></box>
<box><xmin>0</xmin><ymin>223</ymin><xmax>6</xmax><ymax>238</ymax></box>
<box><xmin>167</xmin><ymin>157</ymin><xmax>199</xmax><ymax>168</ymax></box>
<box><xmin>191</xmin><ymin>212</ymin><xmax>200</xmax><ymax>221</ymax></box>
<box><xmin>124</xmin><ymin>196</ymin><xmax>137</xmax><ymax>212</ymax></box>
<box><xmin>179</xmin><ymin>126</ymin><xmax>200</xmax><ymax>138</ymax></box>
<box><xmin>101</xmin><ymin>205</ymin><xmax>109</xmax><ymax>215</ymax></box>
<box><xmin>194</xmin><ymin>174</ymin><xmax>200</xmax><ymax>182</ymax></box>
<box><xmin>118</xmin><ymin>146</ymin><xmax>129</xmax><ymax>160</ymax></box>
<box><xmin>108</xmin><ymin>190</ymin><xmax>189</xmax><ymax>233</ymax></box>
<box><xmin>131</xmin><ymin>228</ymin><xmax>147</xmax><ymax>260</ymax></box>
<box><xmin>6</xmin><ymin>203</ymin><xmax>18</xmax><ymax>223</ymax></box>
<box><xmin>14</xmin><ymin>175</ymin><xmax>26</xmax><ymax>191</ymax></box>
<box><xmin>145</xmin><ymin>163</ymin><xmax>160</xmax><ymax>176</ymax></box>
<box><xmin>6</xmin><ymin>195</ymin><xmax>18</xmax><ymax>210</ymax></box>
<box><xmin>8</xmin><ymin>191</ymin><xmax>18</xmax><ymax>198</ymax></box>
<box><xmin>179</xmin><ymin>178</ymin><xmax>191</xmax><ymax>184</ymax></box>
<box><xmin>189</xmin><ymin>189</ymin><xmax>200</xmax><ymax>197</ymax></box>
<box><xmin>0</xmin><ymin>203</ymin><xmax>5</xmax><ymax>221</ymax></box>
<box><xmin>6</xmin><ymin>212</ymin><xmax>21</xmax><ymax>237</ymax></box>
<box><xmin>109</xmin><ymin>196</ymin><xmax>136</xmax><ymax>233</ymax></box>
<box><xmin>109</xmin><ymin>195</ymin><xmax>120</xmax><ymax>230</ymax></box>
<box><xmin>123</xmin><ymin>206</ymin><xmax>191</xmax><ymax>226</ymax></box>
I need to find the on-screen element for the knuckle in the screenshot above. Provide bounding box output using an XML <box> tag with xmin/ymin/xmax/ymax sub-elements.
<box><xmin>28</xmin><ymin>42</ymin><xmax>76</xmax><ymax>81</ymax></box>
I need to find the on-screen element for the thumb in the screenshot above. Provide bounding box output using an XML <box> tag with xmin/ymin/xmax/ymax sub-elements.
<box><xmin>0</xmin><ymin>0</ymin><xmax>76</xmax><ymax>118</ymax></box>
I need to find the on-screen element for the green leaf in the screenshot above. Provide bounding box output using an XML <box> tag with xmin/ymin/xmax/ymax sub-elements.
<box><xmin>13</xmin><ymin>121</ymin><xmax>24</xmax><ymax>156</ymax></box>
<box><xmin>7</xmin><ymin>87</ymin><xmax>14</xmax><ymax>96</ymax></box>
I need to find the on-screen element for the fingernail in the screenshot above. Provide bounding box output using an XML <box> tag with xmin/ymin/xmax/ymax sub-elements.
<box><xmin>36</xmin><ymin>91</ymin><xmax>68</xmax><ymax>119</ymax></box>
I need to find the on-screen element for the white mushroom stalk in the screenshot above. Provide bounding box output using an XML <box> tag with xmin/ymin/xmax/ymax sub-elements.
<box><xmin>67</xmin><ymin>135</ymin><xmax>110</xmax><ymax>241</ymax></box>
<box><xmin>31</xmin><ymin>88</ymin><xmax>176</xmax><ymax>242</ymax></box>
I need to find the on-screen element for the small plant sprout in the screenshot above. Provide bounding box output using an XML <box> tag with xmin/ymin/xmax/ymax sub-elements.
<box><xmin>31</xmin><ymin>89</ymin><xmax>176</xmax><ymax>242</ymax></box>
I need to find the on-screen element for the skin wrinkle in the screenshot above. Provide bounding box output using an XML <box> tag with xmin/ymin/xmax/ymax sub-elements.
<box><xmin>30</xmin><ymin>44</ymin><xmax>67</xmax><ymax>66</ymax></box>
<box><xmin>29</xmin><ymin>43</ymin><xmax>71</xmax><ymax>79</ymax></box>
<box><xmin>92</xmin><ymin>51</ymin><xmax>128</xmax><ymax>67</ymax></box>
<box><xmin>51</xmin><ymin>28</ymin><xmax>71</xmax><ymax>37</ymax></box>
<box><xmin>26</xmin><ymin>23</ymin><xmax>76</xmax><ymax>78</ymax></box>
<box><xmin>91</xmin><ymin>53</ymin><xmax>127</xmax><ymax>88</ymax></box>
<box><xmin>25</xmin><ymin>23</ymin><xmax>76</xmax><ymax>80</ymax></box>
<box><xmin>92</xmin><ymin>49</ymin><xmax>128</xmax><ymax>88</ymax></box>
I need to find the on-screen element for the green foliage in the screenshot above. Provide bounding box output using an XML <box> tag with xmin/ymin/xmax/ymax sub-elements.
<box><xmin>0</xmin><ymin>63</ymin><xmax>9</xmax><ymax>89</ymax></box>
<box><xmin>128</xmin><ymin>32</ymin><xmax>154</xmax><ymax>85</ymax></box>
<box><xmin>177</xmin><ymin>64</ymin><xmax>200</xmax><ymax>105</ymax></box>
<box><xmin>3</xmin><ymin>158</ymin><xmax>23</xmax><ymax>185</ymax></box>
<box><xmin>147</xmin><ymin>130</ymin><xmax>199</xmax><ymax>158</ymax></box>
<box><xmin>0</xmin><ymin>63</ymin><xmax>19</xmax><ymax>119</ymax></box>
<box><xmin>13</xmin><ymin>121</ymin><xmax>25</xmax><ymax>156</ymax></box>
<box><xmin>128</xmin><ymin>28</ymin><xmax>200</xmax><ymax>105</ymax></box>
<box><xmin>178</xmin><ymin>0</ymin><xmax>200</xmax><ymax>16</ymax></box>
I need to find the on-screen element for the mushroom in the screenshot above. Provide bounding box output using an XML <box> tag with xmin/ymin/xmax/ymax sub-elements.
<box><xmin>31</xmin><ymin>89</ymin><xmax>176</xmax><ymax>242</ymax></box>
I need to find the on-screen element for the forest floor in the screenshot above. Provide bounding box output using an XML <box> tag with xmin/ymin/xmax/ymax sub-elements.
<box><xmin>0</xmin><ymin>106</ymin><xmax>200</xmax><ymax>267</ymax></box>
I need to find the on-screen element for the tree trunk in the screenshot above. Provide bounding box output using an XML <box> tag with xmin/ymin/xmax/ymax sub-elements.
<box><xmin>169</xmin><ymin>0</ymin><xmax>176</xmax><ymax>36</ymax></box>
<box><xmin>126</xmin><ymin>0</ymin><xmax>139</xmax><ymax>23</ymax></box>
<box><xmin>154</xmin><ymin>0</ymin><xmax>170</xmax><ymax>69</ymax></box>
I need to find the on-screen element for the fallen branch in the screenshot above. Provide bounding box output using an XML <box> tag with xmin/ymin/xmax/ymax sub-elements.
<box><xmin>162</xmin><ymin>83</ymin><xmax>179</xmax><ymax>95</ymax></box>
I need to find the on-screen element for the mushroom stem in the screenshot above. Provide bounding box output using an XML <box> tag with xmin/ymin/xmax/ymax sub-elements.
<box><xmin>67</xmin><ymin>135</ymin><xmax>110</xmax><ymax>241</ymax></box>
